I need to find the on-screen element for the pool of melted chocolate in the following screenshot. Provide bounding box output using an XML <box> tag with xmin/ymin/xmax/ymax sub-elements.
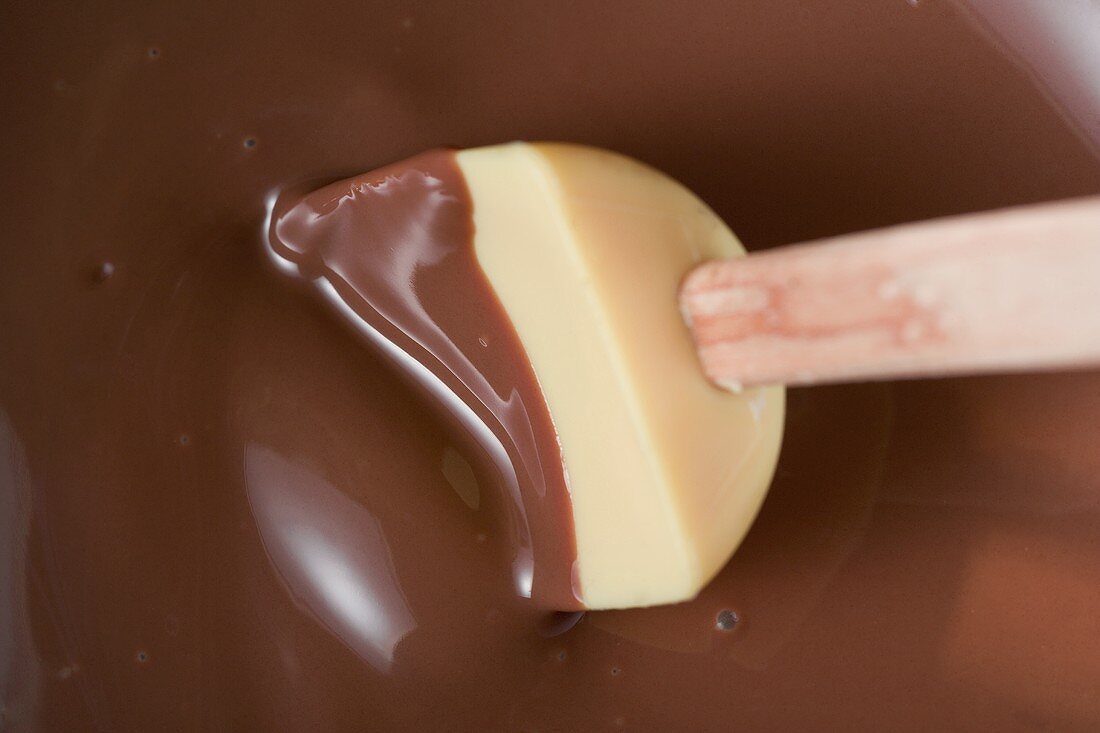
<box><xmin>2</xmin><ymin>1</ymin><xmax>1100</xmax><ymax>730</ymax></box>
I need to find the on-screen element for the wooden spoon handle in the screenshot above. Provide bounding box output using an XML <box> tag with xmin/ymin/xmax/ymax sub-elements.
<box><xmin>681</xmin><ymin>196</ymin><xmax>1100</xmax><ymax>390</ymax></box>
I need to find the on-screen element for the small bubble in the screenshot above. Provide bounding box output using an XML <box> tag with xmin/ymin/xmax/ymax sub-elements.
<box><xmin>178</xmin><ymin>434</ymin><xmax>190</xmax><ymax>446</ymax></box>
<box><xmin>610</xmin><ymin>666</ymin><xmax>621</xmax><ymax>676</ymax></box>
<box><xmin>401</xmin><ymin>15</ymin><xmax>414</xmax><ymax>29</ymax></box>
<box><xmin>243</xmin><ymin>137</ymin><xmax>258</xmax><ymax>150</ymax></box>
<box><xmin>475</xmin><ymin>532</ymin><xmax>487</xmax><ymax>543</ymax></box>
<box><xmin>716</xmin><ymin>608</ymin><xmax>740</xmax><ymax>631</ymax></box>
<box><xmin>93</xmin><ymin>261</ymin><xmax>115</xmax><ymax>283</ymax></box>
<box><xmin>147</xmin><ymin>47</ymin><xmax>161</xmax><ymax>59</ymax></box>
<box><xmin>556</xmin><ymin>650</ymin><xmax>567</xmax><ymax>662</ymax></box>
<box><xmin>53</xmin><ymin>79</ymin><xmax>67</xmax><ymax>92</ymax></box>
<box><xmin>56</xmin><ymin>663</ymin><xmax>79</xmax><ymax>680</ymax></box>
<box><xmin>136</xmin><ymin>650</ymin><xmax>149</xmax><ymax>663</ymax></box>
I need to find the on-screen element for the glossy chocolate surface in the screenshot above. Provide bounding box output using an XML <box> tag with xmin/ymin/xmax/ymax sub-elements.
<box><xmin>267</xmin><ymin>150</ymin><xmax>579</xmax><ymax>610</ymax></box>
<box><xmin>2</xmin><ymin>1</ymin><xmax>1100</xmax><ymax>730</ymax></box>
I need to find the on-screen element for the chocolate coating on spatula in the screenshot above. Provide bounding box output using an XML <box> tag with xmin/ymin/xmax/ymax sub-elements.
<box><xmin>267</xmin><ymin>150</ymin><xmax>581</xmax><ymax>610</ymax></box>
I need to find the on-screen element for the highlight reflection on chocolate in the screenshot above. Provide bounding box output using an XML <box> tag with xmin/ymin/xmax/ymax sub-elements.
<box><xmin>245</xmin><ymin>442</ymin><xmax>416</xmax><ymax>672</ymax></box>
<box><xmin>3</xmin><ymin>0</ymin><xmax>1100</xmax><ymax>730</ymax></box>
<box><xmin>265</xmin><ymin>150</ymin><xmax>580</xmax><ymax>610</ymax></box>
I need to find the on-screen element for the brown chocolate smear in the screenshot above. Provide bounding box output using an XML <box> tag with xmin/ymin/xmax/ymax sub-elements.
<box><xmin>265</xmin><ymin>150</ymin><xmax>580</xmax><ymax>610</ymax></box>
<box><xmin>3</xmin><ymin>0</ymin><xmax>1100</xmax><ymax>730</ymax></box>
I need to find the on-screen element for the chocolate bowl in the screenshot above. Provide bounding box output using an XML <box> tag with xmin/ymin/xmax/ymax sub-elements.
<box><xmin>2</xmin><ymin>1</ymin><xmax>1099</xmax><ymax>730</ymax></box>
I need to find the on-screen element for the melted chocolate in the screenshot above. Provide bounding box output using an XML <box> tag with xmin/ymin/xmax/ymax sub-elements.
<box><xmin>266</xmin><ymin>150</ymin><xmax>580</xmax><ymax>609</ymax></box>
<box><xmin>3</xmin><ymin>1</ymin><xmax>1100</xmax><ymax>730</ymax></box>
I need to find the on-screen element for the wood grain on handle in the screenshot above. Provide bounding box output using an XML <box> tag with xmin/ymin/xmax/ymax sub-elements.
<box><xmin>681</xmin><ymin>196</ymin><xmax>1100</xmax><ymax>390</ymax></box>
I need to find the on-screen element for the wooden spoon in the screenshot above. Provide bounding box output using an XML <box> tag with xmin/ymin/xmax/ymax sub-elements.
<box><xmin>682</xmin><ymin>196</ymin><xmax>1100</xmax><ymax>390</ymax></box>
